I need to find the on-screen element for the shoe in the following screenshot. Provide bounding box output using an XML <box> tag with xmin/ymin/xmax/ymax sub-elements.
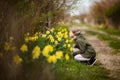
<box><xmin>89</xmin><ymin>58</ymin><xmax>97</xmax><ymax>66</ymax></box>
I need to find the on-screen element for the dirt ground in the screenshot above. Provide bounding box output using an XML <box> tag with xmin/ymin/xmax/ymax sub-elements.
<box><xmin>85</xmin><ymin>35</ymin><xmax>120</xmax><ymax>80</ymax></box>
<box><xmin>71</xmin><ymin>26</ymin><xmax>120</xmax><ymax>80</ymax></box>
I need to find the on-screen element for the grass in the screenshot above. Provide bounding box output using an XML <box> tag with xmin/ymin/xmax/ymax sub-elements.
<box><xmin>72</xmin><ymin>23</ymin><xmax>92</xmax><ymax>27</ymax></box>
<box><xmin>97</xmin><ymin>26</ymin><xmax>120</xmax><ymax>36</ymax></box>
<box><xmin>51</xmin><ymin>59</ymin><xmax>112</xmax><ymax>80</ymax></box>
<box><xmin>86</xmin><ymin>31</ymin><xmax>120</xmax><ymax>52</ymax></box>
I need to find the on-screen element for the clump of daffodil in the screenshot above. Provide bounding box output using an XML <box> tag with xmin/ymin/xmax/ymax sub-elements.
<box><xmin>48</xmin><ymin>35</ymin><xmax>54</xmax><ymax>43</ymax></box>
<box><xmin>67</xmin><ymin>44</ymin><xmax>71</xmax><ymax>48</ymax></box>
<box><xmin>24</xmin><ymin>34</ymin><xmax>38</xmax><ymax>42</ymax></box>
<box><xmin>46</xmin><ymin>31</ymin><xmax>50</xmax><ymax>34</ymax></box>
<box><xmin>32</xmin><ymin>46</ymin><xmax>40</xmax><ymax>59</ymax></box>
<box><xmin>35</xmin><ymin>32</ymin><xmax>39</xmax><ymax>35</ymax></box>
<box><xmin>55</xmin><ymin>51</ymin><xmax>63</xmax><ymax>59</ymax></box>
<box><xmin>20</xmin><ymin>44</ymin><xmax>28</xmax><ymax>52</ymax></box>
<box><xmin>54</xmin><ymin>41</ymin><xmax>58</xmax><ymax>45</ymax></box>
<box><xmin>50</xmin><ymin>28</ymin><xmax>55</xmax><ymax>32</ymax></box>
<box><xmin>65</xmin><ymin>54</ymin><xmax>70</xmax><ymax>60</ymax></box>
<box><xmin>65</xmin><ymin>39</ymin><xmax>69</xmax><ymax>43</ymax></box>
<box><xmin>57</xmin><ymin>37</ymin><xmax>62</xmax><ymax>41</ymax></box>
<box><xmin>64</xmin><ymin>32</ymin><xmax>68</xmax><ymax>38</ymax></box>
<box><xmin>69</xmin><ymin>38</ymin><xmax>73</xmax><ymax>42</ymax></box>
<box><xmin>14</xmin><ymin>55</ymin><xmax>22</xmax><ymax>64</ymax></box>
<box><xmin>42</xmin><ymin>34</ymin><xmax>46</xmax><ymax>38</ymax></box>
<box><xmin>42</xmin><ymin>45</ymin><xmax>53</xmax><ymax>57</ymax></box>
<box><xmin>25</xmin><ymin>37</ymin><xmax>29</xmax><ymax>42</ymax></box>
<box><xmin>70</xmin><ymin>47</ymin><xmax>73</xmax><ymax>52</ymax></box>
<box><xmin>63</xmin><ymin>44</ymin><xmax>67</xmax><ymax>48</ymax></box>
<box><xmin>29</xmin><ymin>36</ymin><xmax>38</xmax><ymax>41</ymax></box>
<box><xmin>47</xmin><ymin>55</ymin><xmax>57</xmax><ymax>63</ymax></box>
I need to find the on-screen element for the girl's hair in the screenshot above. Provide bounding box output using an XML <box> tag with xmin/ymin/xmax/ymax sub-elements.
<box><xmin>72</xmin><ymin>29</ymin><xmax>81</xmax><ymax>36</ymax></box>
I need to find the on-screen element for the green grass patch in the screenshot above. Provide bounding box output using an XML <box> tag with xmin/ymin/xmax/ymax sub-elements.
<box><xmin>72</xmin><ymin>23</ymin><xmax>92</xmax><ymax>27</ymax></box>
<box><xmin>86</xmin><ymin>31</ymin><xmax>99</xmax><ymax>35</ymax></box>
<box><xmin>51</xmin><ymin>59</ymin><xmax>111</xmax><ymax>80</ymax></box>
<box><xmin>86</xmin><ymin>31</ymin><xmax>120</xmax><ymax>52</ymax></box>
<box><xmin>98</xmin><ymin>34</ymin><xmax>120</xmax><ymax>50</ymax></box>
<box><xmin>98</xmin><ymin>27</ymin><xmax>120</xmax><ymax>36</ymax></box>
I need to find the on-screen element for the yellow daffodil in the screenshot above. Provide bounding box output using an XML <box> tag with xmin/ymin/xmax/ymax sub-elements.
<box><xmin>65</xmin><ymin>54</ymin><xmax>70</xmax><ymax>60</ymax></box>
<box><xmin>29</xmin><ymin>36</ymin><xmax>38</xmax><ymax>41</ymax></box>
<box><xmin>42</xmin><ymin>45</ymin><xmax>53</xmax><ymax>57</ymax></box>
<box><xmin>64</xmin><ymin>34</ymin><xmax>68</xmax><ymax>38</ymax></box>
<box><xmin>42</xmin><ymin>48</ymin><xmax>49</xmax><ymax>57</ymax></box>
<box><xmin>50</xmin><ymin>38</ymin><xmax>54</xmax><ymax>42</ymax></box>
<box><xmin>46</xmin><ymin>31</ymin><xmax>50</xmax><ymax>34</ymax></box>
<box><xmin>67</xmin><ymin>44</ymin><xmax>71</xmax><ymax>48</ymax></box>
<box><xmin>57</xmin><ymin>37</ymin><xmax>62</xmax><ymax>41</ymax></box>
<box><xmin>14</xmin><ymin>55</ymin><xmax>22</xmax><ymax>64</ymax></box>
<box><xmin>25</xmin><ymin>37</ymin><xmax>29</xmax><ymax>42</ymax></box>
<box><xmin>58</xmin><ymin>32</ymin><xmax>62</xmax><ymax>35</ymax></box>
<box><xmin>55</xmin><ymin>51</ymin><xmax>63</xmax><ymax>59</ymax></box>
<box><xmin>69</xmin><ymin>39</ymin><xmax>73</xmax><ymax>42</ymax></box>
<box><xmin>47</xmin><ymin>55</ymin><xmax>57</xmax><ymax>63</ymax></box>
<box><xmin>63</xmin><ymin>44</ymin><xmax>66</xmax><ymax>47</ymax></box>
<box><xmin>48</xmin><ymin>35</ymin><xmax>53</xmax><ymax>39</ymax></box>
<box><xmin>65</xmin><ymin>40</ymin><xmax>69</xmax><ymax>43</ymax></box>
<box><xmin>35</xmin><ymin>32</ymin><xmax>39</xmax><ymax>35</ymax></box>
<box><xmin>70</xmin><ymin>47</ymin><xmax>73</xmax><ymax>51</ymax></box>
<box><xmin>32</xmin><ymin>46</ymin><xmax>40</xmax><ymax>59</ymax></box>
<box><xmin>50</xmin><ymin>28</ymin><xmax>55</xmax><ymax>32</ymax></box>
<box><xmin>47</xmin><ymin>45</ymin><xmax>53</xmax><ymax>52</ymax></box>
<box><xmin>42</xmin><ymin>34</ymin><xmax>46</xmax><ymax>38</ymax></box>
<box><xmin>55</xmin><ymin>41</ymin><xmax>58</xmax><ymax>45</ymax></box>
<box><xmin>20</xmin><ymin>44</ymin><xmax>28</xmax><ymax>52</ymax></box>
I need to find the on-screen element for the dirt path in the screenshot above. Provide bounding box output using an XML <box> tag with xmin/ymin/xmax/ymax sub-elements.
<box><xmin>71</xmin><ymin>26</ymin><xmax>120</xmax><ymax>80</ymax></box>
<box><xmin>85</xmin><ymin>35</ymin><xmax>120</xmax><ymax>80</ymax></box>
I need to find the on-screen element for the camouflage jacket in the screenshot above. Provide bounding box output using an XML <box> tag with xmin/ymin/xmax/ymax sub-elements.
<box><xmin>73</xmin><ymin>34</ymin><xmax>96</xmax><ymax>58</ymax></box>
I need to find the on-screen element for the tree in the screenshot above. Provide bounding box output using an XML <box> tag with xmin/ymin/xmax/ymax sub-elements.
<box><xmin>105</xmin><ymin>0</ymin><xmax>120</xmax><ymax>28</ymax></box>
<box><xmin>90</xmin><ymin>0</ymin><xmax>120</xmax><ymax>28</ymax></box>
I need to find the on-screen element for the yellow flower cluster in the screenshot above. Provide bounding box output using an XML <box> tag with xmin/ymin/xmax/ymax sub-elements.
<box><xmin>65</xmin><ymin>54</ymin><xmax>70</xmax><ymax>60</ymax></box>
<box><xmin>47</xmin><ymin>55</ymin><xmax>57</xmax><ymax>63</ymax></box>
<box><xmin>24</xmin><ymin>34</ymin><xmax>38</xmax><ymax>42</ymax></box>
<box><xmin>55</xmin><ymin>51</ymin><xmax>63</xmax><ymax>59</ymax></box>
<box><xmin>32</xmin><ymin>46</ymin><xmax>41</xmax><ymax>59</ymax></box>
<box><xmin>14</xmin><ymin>27</ymin><xmax>73</xmax><ymax>64</ymax></box>
<box><xmin>20</xmin><ymin>44</ymin><xmax>28</xmax><ymax>52</ymax></box>
<box><xmin>46</xmin><ymin>31</ymin><xmax>50</xmax><ymax>34</ymax></box>
<box><xmin>47</xmin><ymin>52</ymin><xmax>70</xmax><ymax>63</ymax></box>
<box><xmin>14</xmin><ymin>55</ymin><xmax>22</xmax><ymax>64</ymax></box>
<box><xmin>42</xmin><ymin>34</ymin><xmax>46</xmax><ymax>38</ymax></box>
<box><xmin>42</xmin><ymin>45</ymin><xmax>53</xmax><ymax>57</ymax></box>
<box><xmin>54</xmin><ymin>41</ymin><xmax>58</xmax><ymax>45</ymax></box>
<box><xmin>56</xmin><ymin>28</ymin><xmax>69</xmax><ymax>42</ymax></box>
<box><xmin>50</xmin><ymin>28</ymin><xmax>55</xmax><ymax>32</ymax></box>
<box><xmin>48</xmin><ymin>35</ymin><xmax>54</xmax><ymax>42</ymax></box>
